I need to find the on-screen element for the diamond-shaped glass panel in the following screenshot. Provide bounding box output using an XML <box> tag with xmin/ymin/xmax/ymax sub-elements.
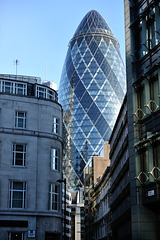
<box><xmin>87</xmin><ymin>102</ymin><xmax>101</xmax><ymax>124</ymax></box>
<box><xmin>81</xmin><ymin>69</ymin><xmax>93</xmax><ymax>88</ymax></box>
<box><xmin>88</xmin><ymin>80</ymin><xmax>100</xmax><ymax>99</ymax></box>
<box><xmin>88</xmin><ymin>58</ymin><xmax>99</xmax><ymax>77</ymax></box>
<box><xmin>89</xmin><ymin>39</ymin><xmax>98</xmax><ymax>56</ymax></box>
<box><xmin>79</xmin><ymin>39</ymin><xmax>87</xmax><ymax>56</ymax></box>
<box><xmin>83</xmin><ymin>49</ymin><xmax>93</xmax><ymax>66</ymax></box>
<box><xmin>74</xmin><ymin>78</ymin><xmax>86</xmax><ymax>100</ymax></box>
<box><xmin>77</xmin><ymin>60</ymin><xmax>86</xmax><ymax>78</ymax></box>
<box><xmin>80</xmin><ymin>91</ymin><xmax>93</xmax><ymax>110</ymax></box>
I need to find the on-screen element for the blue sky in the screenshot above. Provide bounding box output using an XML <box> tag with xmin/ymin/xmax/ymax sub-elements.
<box><xmin>0</xmin><ymin>0</ymin><xmax>125</xmax><ymax>88</ymax></box>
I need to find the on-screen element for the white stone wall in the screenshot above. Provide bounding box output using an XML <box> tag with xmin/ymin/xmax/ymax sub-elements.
<box><xmin>0</xmin><ymin>93</ymin><xmax>63</xmax><ymax>239</ymax></box>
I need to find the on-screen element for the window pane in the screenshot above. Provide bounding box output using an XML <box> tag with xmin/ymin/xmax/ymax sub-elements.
<box><xmin>15</xmin><ymin>145</ymin><xmax>24</xmax><ymax>151</ymax></box>
<box><xmin>13</xmin><ymin>192</ymin><xmax>23</xmax><ymax>208</ymax></box>
<box><xmin>15</xmin><ymin>83</ymin><xmax>26</xmax><ymax>95</ymax></box>
<box><xmin>13</xmin><ymin>144</ymin><xmax>26</xmax><ymax>166</ymax></box>
<box><xmin>150</xmin><ymin>76</ymin><xmax>159</xmax><ymax>112</ymax></box>
<box><xmin>15</xmin><ymin>112</ymin><xmax>26</xmax><ymax>128</ymax></box>
<box><xmin>50</xmin><ymin>184</ymin><xmax>59</xmax><ymax>211</ymax></box>
<box><xmin>10</xmin><ymin>181</ymin><xmax>26</xmax><ymax>209</ymax></box>
<box><xmin>52</xmin><ymin>117</ymin><xmax>59</xmax><ymax>134</ymax></box>
<box><xmin>37</xmin><ymin>86</ymin><xmax>46</xmax><ymax>98</ymax></box>
<box><xmin>15</xmin><ymin>154</ymin><xmax>23</xmax><ymax>165</ymax></box>
<box><xmin>3</xmin><ymin>81</ymin><xmax>13</xmax><ymax>93</ymax></box>
<box><xmin>18</xmin><ymin>112</ymin><xmax>25</xmax><ymax>118</ymax></box>
<box><xmin>17</xmin><ymin>88</ymin><xmax>23</xmax><ymax>95</ymax></box>
<box><xmin>18</xmin><ymin>119</ymin><xmax>24</xmax><ymax>128</ymax></box>
<box><xmin>13</xmin><ymin>182</ymin><xmax>23</xmax><ymax>190</ymax></box>
<box><xmin>47</xmin><ymin>89</ymin><xmax>55</xmax><ymax>100</ymax></box>
<box><xmin>51</xmin><ymin>148</ymin><xmax>59</xmax><ymax>170</ymax></box>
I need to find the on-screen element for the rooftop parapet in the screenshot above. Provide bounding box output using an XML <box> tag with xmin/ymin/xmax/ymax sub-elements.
<box><xmin>0</xmin><ymin>74</ymin><xmax>41</xmax><ymax>84</ymax></box>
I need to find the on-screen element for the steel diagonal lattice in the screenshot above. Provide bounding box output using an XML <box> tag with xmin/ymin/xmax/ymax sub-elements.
<box><xmin>59</xmin><ymin>10</ymin><xmax>126</xmax><ymax>190</ymax></box>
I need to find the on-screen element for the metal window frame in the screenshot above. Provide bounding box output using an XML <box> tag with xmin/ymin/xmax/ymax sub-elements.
<box><xmin>12</xmin><ymin>144</ymin><xmax>26</xmax><ymax>166</ymax></box>
<box><xmin>15</xmin><ymin>111</ymin><xmax>26</xmax><ymax>129</ymax></box>
<box><xmin>51</xmin><ymin>148</ymin><xmax>59</xmax><ymax>171</ymax></box>
<box><xmin>0</xmin><ymin>80</ymin><xmax>27</xmax><ymax>95</ymax></box>
<box><xmin>10</xmin><ymin>181</ymin><xmax>26</xmax><ymax>209</ymax></box>
<box><xmin>52</xmin><ymin>117</ymin><xmax>60</xmax><ymax>134</ymax></box>
<box><xmin>49</xmin><ymin>183</ymin><xmax>59</xmax><ymax>211</ymax></box>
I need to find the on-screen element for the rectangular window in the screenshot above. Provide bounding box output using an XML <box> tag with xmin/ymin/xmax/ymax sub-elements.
<box><xmin>148</xmin><ymin>8</ymin><xmax>156</xmax><ymax>49</ymax></box>
<box><xmin>0</xmin><ymin>80</ymin><xmax>27</xmax><ymax>95</ymax></box>
<box><xmin>136</xmin><ymin>84</ymin><xmax>145</xmax><ymax>119</ymax></box>
<box><xmin>49</xmin><ymin>184</ymin><xmax>59</xmax><ymax>211</ymax></box>
<box><xmin>15</xmin><ymin>112</ymin><xmax>26</xmax><ymax>128</ymax></box>
<box><xmin>13</xmin><ymin>144</ymin><xmax>26</xmax><ymax>166</ymax></box>
<box><xmin>15</xmin><ymin>83</ymin><xmax>27</xmax><ymax>95</ymax></box>
<box><xmin>36</xmin><ymin>86</ymin><xmax>46</xmax><ymax>98</ymax></box>
<box><xmin>10</xmin><ymin>181</ymin><xmax>26</xmax><ymax>208</ymax></box>
<box><xmin>153</xmin><ymin>143</ymin><xmax>160</xmax><ymax>179</ymax></box>
<box><xmin>8</xmin><ymin>232</ymin><xmax>24</xmax><ymax>240</ymax></box>
<box><xmin>2</xmin><ymin>81</ymin><xmax>13</xmax><ymax>94</ymax></box>
<box><xmin>47</xmin><ymin>89</ymin><xmax>55</xmax><ymax>101</ymax></box>
<box><xmin>150</xmin><ymin>76</ymin><xmax>159</xmax><ymax>112</ymax></box>
<box><xmin>51</xmin><ymin>148</ymin><xmax>59</xmax><ymax>171</ymax></box>
<box><xmin>52</xmin><ymin>117</ymin><xmax>59</xmax><ymax>134</ymax></box>
<box><xmin>35</xmin><ymin>85</ymin><xmax>57</xmax><ymax>101</ymax></box>
<box><xmin>138</xmin><ymin>149</ymin><xmax>148</xmax><ymax>184</ymax></box>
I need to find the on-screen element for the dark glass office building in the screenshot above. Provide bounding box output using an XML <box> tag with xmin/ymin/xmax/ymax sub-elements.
<box><xmin>59</xmin><ymin>10</ymin><xmax>126</xmax><ymax>190</ymax></box>
<box><xmin>124</xmin><ymin>1</ymin><xmax>160</xmax><ymax>239</ymax></box>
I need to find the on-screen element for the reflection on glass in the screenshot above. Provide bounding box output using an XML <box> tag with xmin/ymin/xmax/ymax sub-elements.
<box><xmin>59</xmin><ymin>10</ymin><xmax>126</xmax><ymax>190</ymax></box>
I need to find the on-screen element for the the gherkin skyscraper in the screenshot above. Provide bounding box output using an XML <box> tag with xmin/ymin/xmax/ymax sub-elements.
<box><xmin>59</xmin><ymin>10</ymin><xmax>126</xmax><ymax>190</ymax></box>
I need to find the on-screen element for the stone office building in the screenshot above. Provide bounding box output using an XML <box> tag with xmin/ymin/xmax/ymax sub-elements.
<box><xmin>0</xmin><ymin>74</ymin><xmax>63</xmax><ymax>240</ymax></box>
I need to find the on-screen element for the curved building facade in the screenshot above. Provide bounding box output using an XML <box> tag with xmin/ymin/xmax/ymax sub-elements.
<box><xmin>0</xmin><ymin>74</ymin><xmax>63</xmax><ymax>239</ymax></box>
<box><xmin>59</xmin><ymin>10</ymin><xmax>126</xmax><ymax>190</ymax></box>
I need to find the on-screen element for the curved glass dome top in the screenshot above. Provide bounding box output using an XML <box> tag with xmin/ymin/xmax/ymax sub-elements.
<box><xmin>72</xmin><ymin>10</ymin><xmax>114</xmax><ymax>40</ymax></box>
<box><xmin>59</xmin><ymin>10</ymin><xmax>126</xmax><ymax>190</ymax></box>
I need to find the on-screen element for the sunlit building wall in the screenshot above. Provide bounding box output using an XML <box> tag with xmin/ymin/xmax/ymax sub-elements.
<box><xmin>84</xmin><ymin>142</ymin><xmax>111</xmax><ymax>239</ymax></box>
<box><xmin>0</xmin><ymin>74</ymin><xmax>63</xmax><ymax>240</ymax></box>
